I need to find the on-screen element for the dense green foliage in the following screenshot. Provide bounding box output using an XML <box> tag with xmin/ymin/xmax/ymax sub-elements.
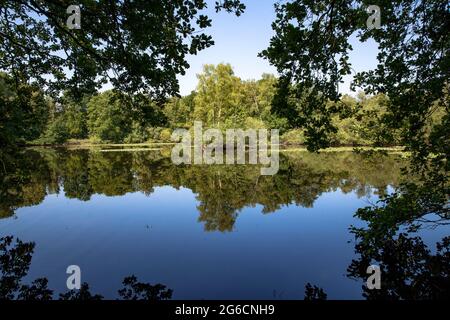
<box><xmin>261</xmin><ymin>0</ymin><xmax>449</xmax><ymax>152</ymax></box>
<box><xmin>0</xmin><ymin>0</ymin><xmax>245</xmax><ymax>99</ymax></box>
<box><xmin>3</xmin><ymin>62</ymin><xmax>415</xmax><ymax>146</ymax></box>
<box><xmin>0</xmin><ymin>73</ymin><xmax>49</xmax><ymax>146</ymax></box>
<box><xmin>87</xmin><ymin>91</ymin><xmax>133</xmax><ymax>143</ymax></box>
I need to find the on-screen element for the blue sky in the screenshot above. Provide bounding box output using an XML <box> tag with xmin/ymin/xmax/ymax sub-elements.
<box><xmin>178</xmin><ymin>0</ymin><xmax>380</xmax><ymax>96</ymax></box>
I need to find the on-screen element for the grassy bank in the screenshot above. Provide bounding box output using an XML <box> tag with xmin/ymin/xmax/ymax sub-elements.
<box><xmin>25</xmin><ymin>139</ymin><xmax>408</xmax><ymax>155</ymax></box>
<box><xmin>26</xmin><ymin>138</ymin><xmax>176</xmax><ymax>148</ymax></box>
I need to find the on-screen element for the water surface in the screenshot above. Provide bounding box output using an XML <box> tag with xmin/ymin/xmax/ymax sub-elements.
<box><xmin>0</xmin><ymin>148</ymin><xmax>447</xmax><ymax>299</ymax></box>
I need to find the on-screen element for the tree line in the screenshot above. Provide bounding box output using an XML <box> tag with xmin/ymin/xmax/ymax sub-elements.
<box><xmin>3</xmin><ymin>64</ymin><xmax>444</xmax><ymax>146</ymax></box>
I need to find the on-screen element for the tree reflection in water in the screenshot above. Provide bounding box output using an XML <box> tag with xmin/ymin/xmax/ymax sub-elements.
<box><xmin>1</xmin><ymin>148</ymin><xmax>405</xmax><ymax>230</ymax></box>
<box><xmin>347</xmin><ymin>203</ymin><xmax>449</xmax><ymax>299</ymax></box>
<box><xmin>1</xmin><ymin>148</ymin><xmax>448</xmax><ymax>299</ymax></box>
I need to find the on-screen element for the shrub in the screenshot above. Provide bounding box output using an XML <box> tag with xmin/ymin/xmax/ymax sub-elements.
<box><xmin>159</xmin><ymin>128</ymin><xmax>172</xmax><ymax>142</ymax></box>
<box><xmin>281</xmin><ymin>129</ymin><xmax>305</xmax><ymax>145</ymax></box>
<box><xmin>35</xmin><ymin>116</ymin><xmax>69</xmax><ymax>145</ymax></box>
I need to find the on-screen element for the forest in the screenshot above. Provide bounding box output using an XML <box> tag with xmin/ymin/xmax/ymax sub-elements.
<box><xmin>1</xmin><ymin>63</ymin><xmax>445</xmax><ymax>147</ymax></box>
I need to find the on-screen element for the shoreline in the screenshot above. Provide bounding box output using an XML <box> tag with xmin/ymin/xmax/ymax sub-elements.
<box><xmin>23</xmin><ymin>140</ymin><xmax>407</xmax><ymax>154</ymax></box>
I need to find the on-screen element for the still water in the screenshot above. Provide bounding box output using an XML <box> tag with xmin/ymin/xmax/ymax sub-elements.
<box><xmin>0</xmin><ymin>148</ymin><xmax>447</xmax><ymax>299</ymax></box>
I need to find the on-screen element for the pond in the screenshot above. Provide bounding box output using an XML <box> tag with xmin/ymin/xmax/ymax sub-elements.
<box><xmin>0</xmin><ymin>148</ymin><xmax>448</xmax><ymax>299</ymax></box>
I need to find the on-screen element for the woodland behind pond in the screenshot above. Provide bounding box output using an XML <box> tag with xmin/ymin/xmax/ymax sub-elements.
<box><xmin>1</xmin><ymin>64</ymin><xmax>445</xmax><ymax>147</ymax></box>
